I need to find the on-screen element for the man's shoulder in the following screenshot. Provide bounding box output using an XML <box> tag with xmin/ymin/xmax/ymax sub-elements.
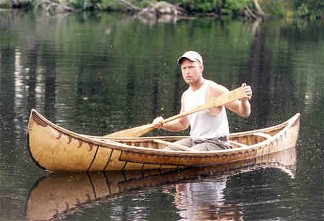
<box><xmin>205</xmin><ymin>80</ymin><xmax>228</xmax><ymax>93</ymax></box>
<box><xmin>181</xmin><ymin>88</ymin><xmax>191</xmax><ymax>98</ymax></box>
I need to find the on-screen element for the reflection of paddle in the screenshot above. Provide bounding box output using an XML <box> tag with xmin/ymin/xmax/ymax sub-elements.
<box><xmin>105</xmin><ymin>86</ymin><xmax>245</xmax><ymax>138</ymax></box>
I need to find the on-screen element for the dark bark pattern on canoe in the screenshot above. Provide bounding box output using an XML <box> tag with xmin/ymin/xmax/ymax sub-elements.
<box><xmin>87</xmin><ymin>145</ymin><xmax>99</xmax><ymax>171</ymax></box>
<box><xmin>32</xmin><ymin>112</ymin><xmax>48</xmax><ymax>127</ymax></box>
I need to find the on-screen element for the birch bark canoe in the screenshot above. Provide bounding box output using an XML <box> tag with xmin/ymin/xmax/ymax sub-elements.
<box><xmin>27</xmin><ymin>109</ymin><xmax>300</xmax><ymax>172</ymax></box>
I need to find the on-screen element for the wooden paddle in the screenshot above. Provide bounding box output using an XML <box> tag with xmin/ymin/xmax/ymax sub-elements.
<box><xmin>105</xmin><ymin>86</ymin><xmax>245</xmax><ymax>138</ymax></box>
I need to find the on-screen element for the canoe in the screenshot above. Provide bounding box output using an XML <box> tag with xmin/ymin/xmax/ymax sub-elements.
<box><xmin>26</xmin><ymin>147</ymin><xmax>296</xmax><ymax>221</ymax></box>
<box><xmin>27</xmin><ymin>109</ymin><xmax>300</xmax><ymax>172</ymax></box>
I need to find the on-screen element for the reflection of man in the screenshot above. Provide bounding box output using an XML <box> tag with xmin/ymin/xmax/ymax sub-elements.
<box><xmin>174</xmin><ymin>177</ymin><xmax>243</xmax><ymax>220</ymax></box>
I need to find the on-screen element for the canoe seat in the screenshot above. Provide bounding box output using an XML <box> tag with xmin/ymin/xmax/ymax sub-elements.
<box><xmin>228</xmin><ymin>140</ymin><xmax>248</xmax><ymax>148</ymax></box>
<box><xmin>253</xmin><ymin>132</ymin><xmax>272</xmax><ymax>139</ymax></box>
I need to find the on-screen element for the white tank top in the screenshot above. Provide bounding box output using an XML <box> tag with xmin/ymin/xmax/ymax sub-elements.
<box><xmin>183</xmin><ymin>82</ymin><xmax>229</xmax><ymax>140</ymax></box>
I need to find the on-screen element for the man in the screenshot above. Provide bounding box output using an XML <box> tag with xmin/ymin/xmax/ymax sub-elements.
<box><xmin>152</xmin><ymin>51</ymin><xmax>252</xmax><ymax>151</ymax></box>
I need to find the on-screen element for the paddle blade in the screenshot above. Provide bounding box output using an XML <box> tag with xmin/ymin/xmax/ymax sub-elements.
<box><xmin>104</xmin><ymin>123</ymin><xmax>155</xmax><ymax>137</ymax></box>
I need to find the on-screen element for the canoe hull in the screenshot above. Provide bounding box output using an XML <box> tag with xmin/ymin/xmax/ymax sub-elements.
<box><xmin>27</xmin><ymin>109</ymin><xmax>300</xmax><ymax>172</ymax></box>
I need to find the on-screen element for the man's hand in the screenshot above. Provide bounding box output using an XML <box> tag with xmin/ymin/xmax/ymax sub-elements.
<box><xmin>152</xmin><ymin>116</ymin><xmax>164</xmax><ymax>129</ymax></box>
<box><xmin>241</xmin><ymin>83</ymin><xmax>252</xmax><ymax>101</ymax></box>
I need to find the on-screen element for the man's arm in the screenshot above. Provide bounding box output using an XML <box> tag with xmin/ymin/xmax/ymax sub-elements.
<box><xmin>152</xmin><ymin>93</ymin><xmax>190</xmax><ymax>132</ymax></box>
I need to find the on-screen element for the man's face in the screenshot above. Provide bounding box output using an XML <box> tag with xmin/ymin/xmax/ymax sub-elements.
<box><xmin>180</xmin><ymin>59</ymin><xmax>203</xmax><ymax>85</ymax></box>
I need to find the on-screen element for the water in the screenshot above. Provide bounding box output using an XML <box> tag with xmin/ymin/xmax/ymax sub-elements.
<box><xmin>0</xmin><ymin>11</ymin><xmax>323</xmax><ymax>220</ymax></box>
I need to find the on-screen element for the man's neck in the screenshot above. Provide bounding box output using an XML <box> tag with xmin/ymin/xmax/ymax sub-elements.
<box><xmin>190</xmin><ymin>78</ymin><xmax>205</xmax><ymax>91</ymax></box>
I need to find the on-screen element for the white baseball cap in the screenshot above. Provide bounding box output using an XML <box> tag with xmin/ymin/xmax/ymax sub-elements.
<box><xmin>177</xmin><ymin>51</ymin><xmax>203</xmax><ymax>65</ymax></box>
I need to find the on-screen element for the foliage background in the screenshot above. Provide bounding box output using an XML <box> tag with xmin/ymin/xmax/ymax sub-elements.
<box><xmin>0</xmin><ymin>0</ymin><xmax>323</xmax><ymax>20</ymax></box>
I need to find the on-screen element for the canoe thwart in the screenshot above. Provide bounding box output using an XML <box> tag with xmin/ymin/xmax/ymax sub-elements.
<box><xmin>228</xmin><ymin>140</ymin><xmax>248</xmax><ymax>148</ymax></box>
<box><xmin>153</xmin><ymin>139</ymin><xmax>198</xmax><ymax>152</ymax></box>
<box><xmin>253</xmin><ymin>132</ymin><xmax>273</xmax><ymax>139</ymax></box>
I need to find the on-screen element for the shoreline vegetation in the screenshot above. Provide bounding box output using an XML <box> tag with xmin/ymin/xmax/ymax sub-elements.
<box><xmin>0</xmin><ymin>0</ymin><xmax>323</xmax><ymax>21</ymax></box>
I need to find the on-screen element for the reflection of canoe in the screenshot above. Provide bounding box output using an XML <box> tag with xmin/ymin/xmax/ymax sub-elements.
<box><xmin>25</xmin><ymin>148</ymin><xmax>296</xmax><ymax>221</ymax></box>
<box><xmin>27</xmin><ymin>109</ymin><xmax>300</xmax><ymax>172</ymax></box>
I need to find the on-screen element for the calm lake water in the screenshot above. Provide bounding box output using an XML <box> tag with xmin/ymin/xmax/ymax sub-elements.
<box><xmin>0</xmin><ymin>10</ymin><xmax>323</xmax><ymax>221</ymax></box>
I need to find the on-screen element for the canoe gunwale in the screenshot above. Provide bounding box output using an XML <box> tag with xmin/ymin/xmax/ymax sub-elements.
<box><xmin>28</xmin><ymin>109</ymin><xmax>300</xmax><ymax>156</ymax></box>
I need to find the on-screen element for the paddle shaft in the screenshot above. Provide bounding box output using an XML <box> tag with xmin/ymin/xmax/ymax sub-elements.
<box><xmin>105</xmin><ymin>86</ymin><xmax>245</xmax><ymax>137</ymax></box>
<box><xmin>161</xmin><ymin>86</ymin><xmax>245</xmax><ymax>125</ymax></box>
